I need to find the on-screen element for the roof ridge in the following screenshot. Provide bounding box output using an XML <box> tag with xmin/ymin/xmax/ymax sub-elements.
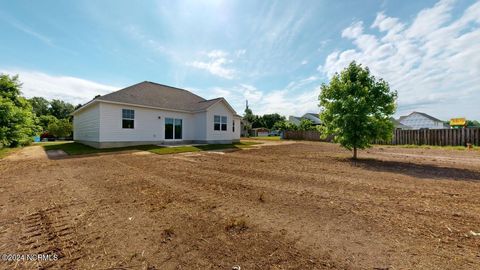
<box><xmin>197</xmin><ymin>97</ymin><xmax>223</xmax><ymax>103</ymax></box>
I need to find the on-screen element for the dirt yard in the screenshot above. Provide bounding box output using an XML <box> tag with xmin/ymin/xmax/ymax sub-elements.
<box><xmin>1</xmin><ymin>142</ymin><xmax>479</xmax><ymax>269</ymax></box>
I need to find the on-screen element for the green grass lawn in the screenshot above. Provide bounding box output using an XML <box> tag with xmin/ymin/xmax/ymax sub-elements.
<box><xmin>40</xmin><ymin>141</ymin><xmax>260</xmax><ymax>156</ymax></box>
<box><xmin>243</xmin><ymin>136</ymin><xmax>281</xmax><ymax>141</ymax></box>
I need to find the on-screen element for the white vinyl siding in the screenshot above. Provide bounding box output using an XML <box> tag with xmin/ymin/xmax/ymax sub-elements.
<box><xmin>399</xmin><ymin>113</ymin><xmax>446</xmax><ymax>130</ymax></box>
<box><xmin>99</xmin><ymin>103</ymin><xmax>194</xmax><ymax>142</ymax></box>
<box><xmin>73</xmin><ymin>103</ymin><xmax>100</xmax><ymax>141</ymax></box>
<box><xmin>206</xmin><ymin>101</ymin><xmax>240</xmax><ymax>142</ymax></box>
<box><xmin>74</xmin><ymin>99</ymin><xmax>239</xmax><ymax>145</ymax></box>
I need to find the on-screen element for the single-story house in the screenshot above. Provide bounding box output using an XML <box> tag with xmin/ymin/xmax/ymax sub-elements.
<box><xmin>391</xmin><ymin>118</ymin><xmax>412</xmax><ymax>130</ymax></box>
<box><xmin>251</xmin><ymin>128</ymin><xmax>269</xmax><ymax>137</ymax></box>
<box><xmin>72</xmin><ymin>81</ymin><xmax>241</xmax><ymax>148</ymax></box>
<box><xmin>288</xmin><ymin>113</ymin><xmax>321</xmax><ymax>126</ymax></box>
<box><xmin>398</xmin><ymin>112</ymin><xmax>449</xmax><ymax>130</ymax></box>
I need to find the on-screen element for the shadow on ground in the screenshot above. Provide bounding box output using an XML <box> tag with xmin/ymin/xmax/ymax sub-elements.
<box><xmin>349</xmin><ymin>158</ymin><xmax>480</xmax><ymax>182</ymax></box>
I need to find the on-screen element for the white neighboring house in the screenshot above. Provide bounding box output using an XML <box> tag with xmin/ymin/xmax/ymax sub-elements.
<box><xmin>288</xmin><ymin>113</ymin><xmax>321</xmax><ymax>126</ymax></box>
<box><xmin>72</xmin><ymin>81</ymin><xmax>241</xmax><ymax>148</ymax></box>
<box><xmin>398</xmin><ymin>112</ymin><xmax>449</xmax><ymax>130</ymax></box>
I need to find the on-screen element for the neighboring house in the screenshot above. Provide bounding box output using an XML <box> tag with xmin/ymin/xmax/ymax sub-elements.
<box><xmin>288</xmin><ymin>116</ymin><xmax>302</xmax><ymax>126</ymax></box>
<box><xmin>72</xmin><ymin>81</ymin><xmax>241</xmax><ymax>148</ymax></box>
<box><xmin>391</xmin><ymin>118</ymin><xmax>412</xmax><ymax>130</ymax></box>
<box><xmin>398</xmin><ymin>112</ymin><xmax>449</xmax><ymax>130</ymax></box>
<box><xmin>251</xmin><ymin>128</ymin><xmax>269</xmax><ymax>137</ymax></box>
<box><xmin>288</xmin><ymin>113</ymin><xmax>321</xmax><ymax>126</ymax></box>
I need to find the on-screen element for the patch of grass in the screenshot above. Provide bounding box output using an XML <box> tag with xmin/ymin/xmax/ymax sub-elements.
<box><xmin>145</xmin><ymin>142</ymin><xmax>258</xmax><ymax>155</ymax></box>
<box><xmin>382</xmin><ymin>144</ymin><xmax>479</xmax><ymax>151</ymax></box>
<box><xmin>0</xmin><ymin>147</ymin><xmax>17</xmax><ymax>159</ymax></box>
<box><xmin>41</xmin><ymin>141</ymin><xmax>260</xmax><ymax>156</ymax></box>
<box><xmin>41</xmin><ymin>141</ymin><xmax>142</xmax><ymax>155</ymax></box>
<box><xmin>225</xmin><ymin>217</ymin><xmax>248</xmax><ymax>233</ymax></box>
<box><xmin>244</xmin><ymin>136</ymin><xmax>281</xmax><ymax>141</ymax></box>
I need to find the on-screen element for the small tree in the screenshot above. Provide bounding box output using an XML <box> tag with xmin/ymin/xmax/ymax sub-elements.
<box><xmin>48</xmin><ymin>119</ymin><xmax>72</xmax><ymax>138</ymax></box>
<box><xmin>298</xmin><ymin>119</ymin><xmax>315</xmax><ymax>131</ymax></box>
<box><xmin>273</xmin><ymin>120</ymin><xmax>298</xmax><ymax>131</ymax></box>
<box><xmin>319</xmin><ymin>62</ymin><xmax>397</xmax><ymax>159</ymax></box>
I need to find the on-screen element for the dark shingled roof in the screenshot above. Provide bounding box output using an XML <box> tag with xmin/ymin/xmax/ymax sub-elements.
<box><xmin>95</xmin><ymin>81</ymin><xmax>224</xmax><ymax>112</ymax></box>
<box><xmin>399</xmin><ymin>111</ymin><xmax>444</xmax><ymax>123</ymax></box>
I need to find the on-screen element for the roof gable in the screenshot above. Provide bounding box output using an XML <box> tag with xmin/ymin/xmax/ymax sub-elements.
<box><xmin>402</xmin><ymin>111</ymin><xmax>443</xmax><ymax>123</ymax></box>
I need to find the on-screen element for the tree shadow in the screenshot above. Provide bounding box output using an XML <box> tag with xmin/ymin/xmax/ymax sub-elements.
<box><xmin>348</xmin><ymin>158</ymin><xmax>480</xmax><ymax>182</ymax></box>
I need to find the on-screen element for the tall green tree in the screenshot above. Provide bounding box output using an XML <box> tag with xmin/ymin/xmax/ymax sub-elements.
<box><xmin>49</xmin><ymin>99</ymin><xmax>74</xmax><ymax>120</ymax></box>
<box><xmin>243</xmin><ymin>105</ymin><xmax>255</xmax><ymax>124</ymax></box>
<box><xmin>319</xmin><ymin>62</ymin><xmax>397</xmax><ymax>159</ymax></box>
<box><xmin>48</xmin><ymin>118</ymin><xmax>72</xmax><ymax>138</ymax></box>
<box><xmin>273</xmin><ymin>120</ymin><xmax>297</xmax><ymax>131</ymax></box>
<box><xmin>38</xmin><ymin>115</ymin><xmax>58</xmax><ymax>132</ymax></box>
<box><xmin>29</xmin><ymin>97</ymin><xmax>50</xmax><ymax>116</ymax></box>
<box><xmin>0</xmin><ymin>74</ymin><xmax>39</xmax><ymax>147</ymax></box>
<box><xmin>261</xmin><ymin>113</ymin><xmax>286</xmax><ymax>129</ymax></box>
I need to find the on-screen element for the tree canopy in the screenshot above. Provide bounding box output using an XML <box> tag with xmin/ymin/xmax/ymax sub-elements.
<box><xmin>49</xmin><ymin>99</ymin><xmax>75</xmax><ymax>120</ymax></box>
<box><xmin>29</xmin><ymin>97</ymin><xmax>50</xmax><ymax>116</ymax></box>
<box><xmin>0</xmin><ymin>74</ymin><xmax>39</xmax><ymax>147</ymax></box>
<box><xmin>242</xmin><ymin>105</ymin><xmax>286</xmax><ymax>130</ymax></box>
<box><xmin>319</xmin><ymin>62</ymin><xmax>397</xmax><ymax>159</ymax></box>
<box><xmin>298</xmin><ymin>119</ymin><xmax>316</xmax><ymax>131</ymax></box>
<box><xmin>48</xmin><ymin>118</ymin><xmax>73</xmax><ymax>138</ymax></box>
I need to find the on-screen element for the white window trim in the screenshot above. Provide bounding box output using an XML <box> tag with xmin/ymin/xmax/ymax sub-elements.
<box><xmin>122</xmin><ymin>109</ymin><xmax>135</xmax><ymax>129</ymax></box>
<box><xmin>214</xmin><ymin>115</ymin><xmax>228</xmax><ymax>131</ymax></box>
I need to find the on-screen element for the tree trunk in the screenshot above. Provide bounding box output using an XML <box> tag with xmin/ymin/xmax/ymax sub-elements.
<box><xmin>353</xmin><ymin>147</ymin><xmax>357</xmax><ymax>160</ymax></box>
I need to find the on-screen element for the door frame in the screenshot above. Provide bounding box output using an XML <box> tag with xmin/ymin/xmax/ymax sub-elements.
<box><xmin>164</xmin><ymin>117</ymin><xmax>183</xmax><ymax>141</ymax></box>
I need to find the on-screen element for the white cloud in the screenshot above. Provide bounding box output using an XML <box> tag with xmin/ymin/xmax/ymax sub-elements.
<box><xmin>321</xmin><ymin>0</ymin><xmax>480</xmax><ymax>119</ymax></box>
<box><xmin>301</xmin><ymin>60</ymin><xmax>308</xmax><ymax>65</ymax></box>
<box><xmin>0</xmin><ymin>69</ymin><xmax>118</xmax><ymax>105</ymax></box>
<box><xmin>203</xmin><ymin>75</ymin><xmax>320</xmax><ymax>117</ymax></box>
<box><xmin>342</xmin><ymin>21</ymin><xmax>364</xmax><ymax>39</ymax></box>
<box><xmin>187</xmin><ymin>50</ymin><xmax>236</xmax><ymax>79</ymax></box>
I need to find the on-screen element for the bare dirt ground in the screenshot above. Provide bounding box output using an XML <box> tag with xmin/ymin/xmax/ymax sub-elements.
<box><xmin>0</xmin><ymin>142</ymin><xmax>479</xmax><ymax>269</ymax></box>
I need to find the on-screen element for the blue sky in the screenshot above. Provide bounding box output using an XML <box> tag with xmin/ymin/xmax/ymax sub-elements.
<box><xmin>1</xmin><ymin>0</ymin><xmax>479</xmax><ymax>119</ymax></box>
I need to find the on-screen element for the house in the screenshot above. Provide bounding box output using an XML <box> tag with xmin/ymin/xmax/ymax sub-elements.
<box><xmin>288</xmin><ymin>113</ymin><xmax>321</xmax><ymax>126</ymax></box>
<box><xmin>398</xmin><ymin>112</ymin><xmax>449</xmax><ymax>130</ymax></box>
<box><xmin>391</xmin><ymin>118</ymin><xmax>412</xmax><ymax>130</ymax></box>
<box><xmin>251</xmin><ymin>127</ymin><xmax>269</xmax><ymax>137</ymax></box>
<box><xmin>72</xmin><ymin>81</ymin><xmax>241</xmax><ymax>148</ymax></box>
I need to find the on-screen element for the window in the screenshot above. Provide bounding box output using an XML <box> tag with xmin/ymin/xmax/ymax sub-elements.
<box><xmin>214</xmin><ymin>115</ymin><xmax>221</xmax><ymax>131</ymax></box>
<box><xmin>232</xmin><ymin>120</ymin><xmax>235</xmax><ymax>132</ymax></box>
<box><xmin>214</xmin><ymin>115</ymin><xmax>228</xmax><ymax>131</ymax></box>
<box><xmin>221</xmin><ymin>116</ymin><xmax>227</xmax><ymax>131</ymax></box>
<box><xmin>122</xmin><ymin>109</ymin><xmax>134</xmax><ymax>129</ymax></box>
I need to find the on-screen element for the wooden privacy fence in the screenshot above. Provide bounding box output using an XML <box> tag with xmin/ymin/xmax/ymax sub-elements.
<box><xmin>283</xmin><ymin>130</ymin><xmax>331</xmax><ymax>141</ymax></box>
<box><xmin>284</xmin><ymin>128</ymin><xmax>480</xmax><ymax>146</ymax></box>
<box><xmin>387</xmin><ymin>128</ymin><xmax>480</xmax><ymax>146</ymax></box>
